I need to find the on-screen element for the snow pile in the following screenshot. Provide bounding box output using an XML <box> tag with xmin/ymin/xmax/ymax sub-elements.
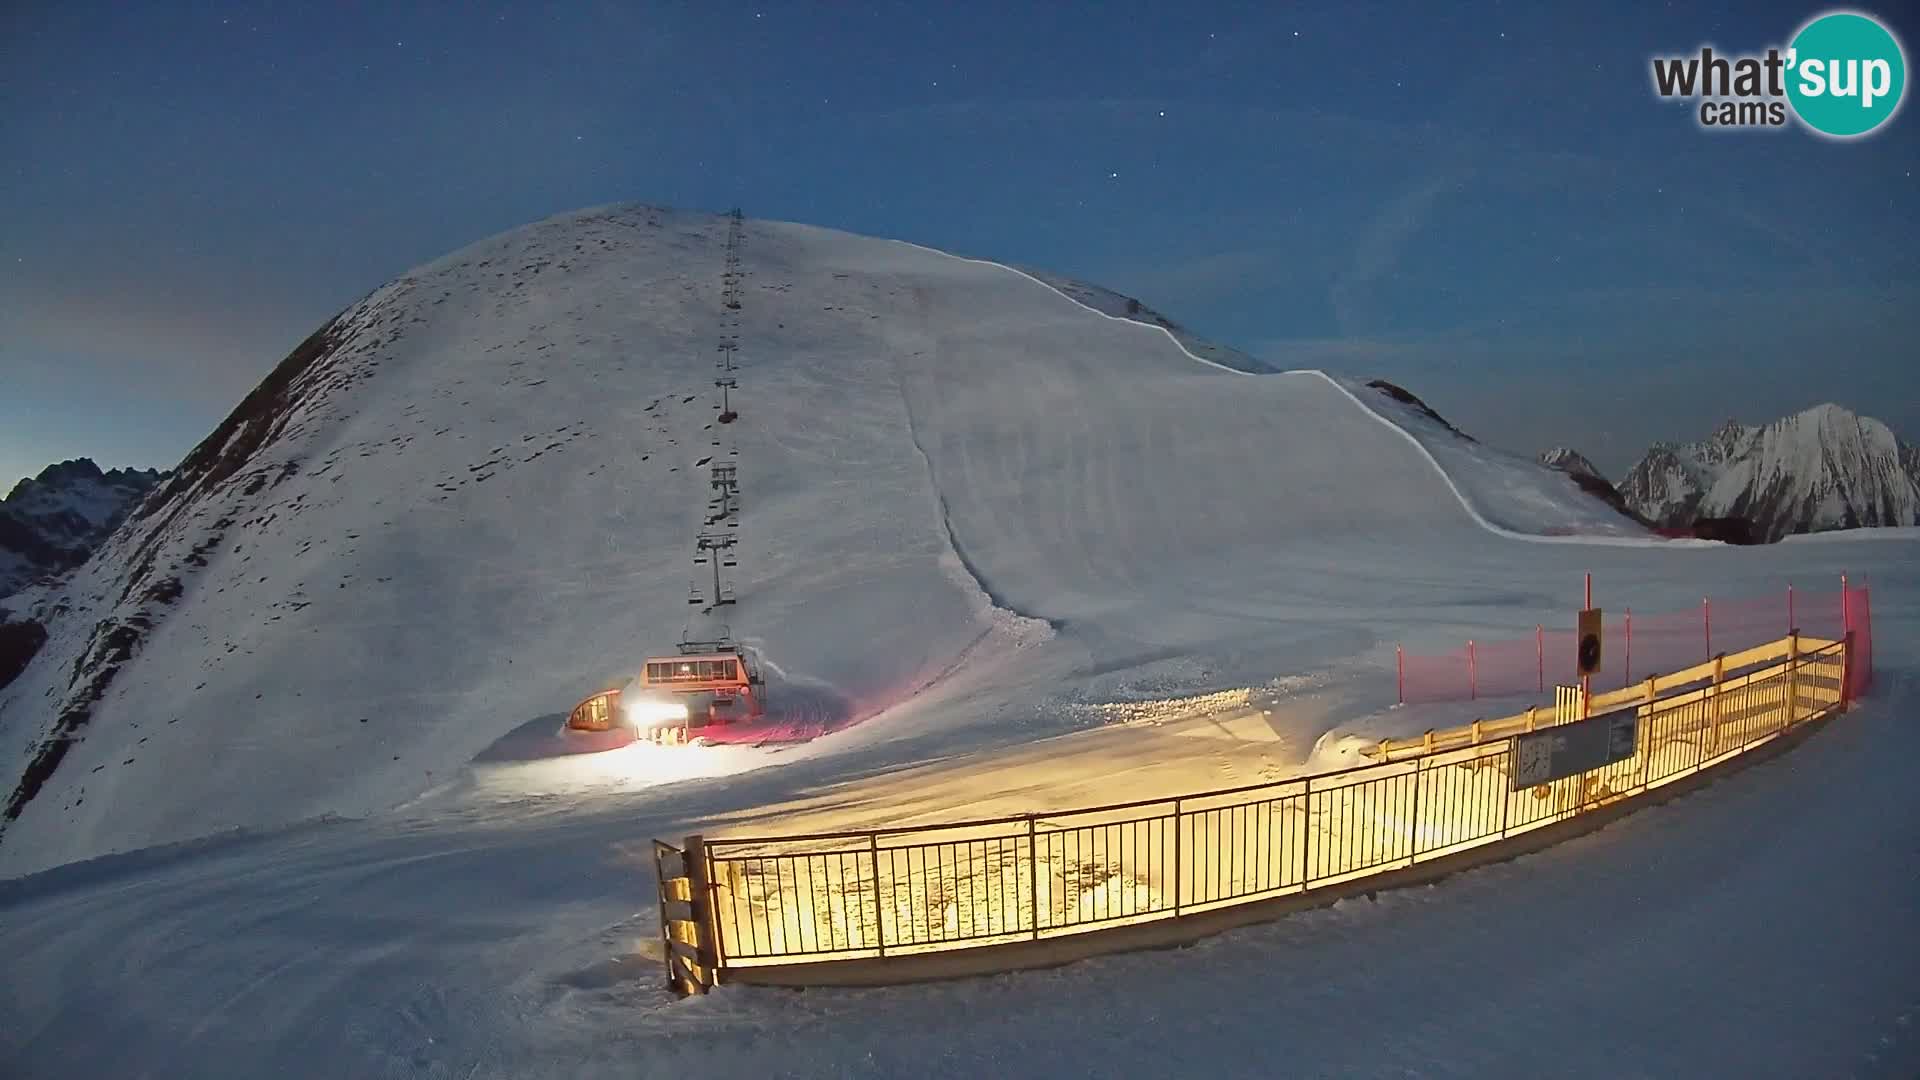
<box><xmin>1061</xmin><ymin>687</ymin><xmax>1255</xmax><ymax>726</ymax></box>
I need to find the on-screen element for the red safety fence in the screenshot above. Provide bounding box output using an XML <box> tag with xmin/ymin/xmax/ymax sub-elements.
<box><xmin>1397</xmin><ymin>580</ymin><xmax>1872</xmax><ymax>706</ymax></box>
<box><xmin>1845</xmin><ymin>586</ymin><xmax>1874</xmax><ymax>701</ymax></box>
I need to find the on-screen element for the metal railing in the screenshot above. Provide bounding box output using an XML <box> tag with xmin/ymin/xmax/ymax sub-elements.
<box><xmin>668</xmin><ymin>635</ymin><xmax>1851</xmax><ymax>984</ymax></box>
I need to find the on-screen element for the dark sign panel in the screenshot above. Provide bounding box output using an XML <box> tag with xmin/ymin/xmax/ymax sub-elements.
<box><xmin>1510</xmin><ymin>707</ymin><xmax>1637</xmax><ymax>790</ymax></box>
<box><xmin>1577</xmin><ymin>607</ymin><xmax>1604</xmax><ymax>676</ymax></box>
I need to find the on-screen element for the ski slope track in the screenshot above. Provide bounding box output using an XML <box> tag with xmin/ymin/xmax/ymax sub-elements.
<box><xmin>0</xmin><ymin>205</ymin><xmax>1915</xmax><ymax>1076</ymax></box>
<box><xmin>901</xmin><ymin>238</ymin><xmax>1668</xmax><ymax>546</ymax></box>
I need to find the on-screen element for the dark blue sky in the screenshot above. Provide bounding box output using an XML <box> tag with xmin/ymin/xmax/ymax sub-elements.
<box><xmin>4</xmin><ymin>1</ymin><xmax>1916</xmax><ymax>486</ymax></box>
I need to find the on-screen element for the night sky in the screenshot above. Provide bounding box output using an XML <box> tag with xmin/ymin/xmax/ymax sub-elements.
<box><xmin>4</xmin><ymin>1</ymin><xmax>1916</xmax><ymax>487</ymax></box>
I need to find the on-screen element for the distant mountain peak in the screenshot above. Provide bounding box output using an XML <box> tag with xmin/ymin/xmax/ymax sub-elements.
<box><xmin>1539</xmin><ymin>447</ymin><xmax>1607</xmax><ymax>484</ymax></box>
<box><xmin>1621</xmin><ymin>404</ymin><xmax>1918</xmax><ymax>542</ymax></box>
<box><xmin>1</xmin><ymin>458</ymin><xmax>169</xmax><ymax>598</ymax></box>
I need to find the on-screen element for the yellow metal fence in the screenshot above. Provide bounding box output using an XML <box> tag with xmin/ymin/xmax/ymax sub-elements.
<box><xmin>663</xmin><ymin>634</ymin><xmax>1850</xmax><ymax>988</ymax></box>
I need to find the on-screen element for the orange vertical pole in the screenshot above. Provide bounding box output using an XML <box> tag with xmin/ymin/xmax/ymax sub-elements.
<box><xmin>1536</xmin><ymin>624</ymin><xmax>1544</xmax><ymax>693</ymax></box>
<box><xmin>1624</xmin><ymin>607</ymin><xmax>1633</xmax><ymax>686</ymax></box>
<box><xmin>1468</xmin><ymin>640</ymin><xmax>1477</xmax><ymax>700</ymax></box>
<box><xmin>1703</xmin><ymin>597</ymin><xmax>1712</xmax><ymax>660</ymax></box>
<box><xmin>1396</xmin><ymin>644</ymin><xmax>1404</xmax><ymax>705</ymax></box>
<box><xmin>1839</xmin><ymin>574</ymin><xmax>1854</xmax><ymax>706</ymax></box>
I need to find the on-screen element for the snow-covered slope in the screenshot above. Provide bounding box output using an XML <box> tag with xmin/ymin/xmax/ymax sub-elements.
<box><xmin>0</xmin><ymin>460</ymin><xmax>165</xmax><ymax>597</ymax></box>
<box><xmin>1342</xmin><ymin>382</ymin><xmax>1648</xmax><ymax>538</ymax></box>
<box><xmin>1621</xmin><ymin>405</ymin><xmax>1920</xmax><ymax>541</ymax></box>
<box><xmin>1015</xmin><ymin>269</ymin><xmax>1275</xmax><ymax>374</ymax></box>
<box><xmin>0</xmin><ymin>204</ymin><xmax>1650</xmax><ymax>876</ymax></box>
<box><xmin>1</xmin><ymin>545</ymin><xmax>1913</xmax><ymax>1080</ymax></box>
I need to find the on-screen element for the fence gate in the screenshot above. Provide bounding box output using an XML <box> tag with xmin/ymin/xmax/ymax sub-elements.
<box><xmin>653</xmin><ymin>838</ymin><xmax>716</xmax><ymax>996</ymax></box>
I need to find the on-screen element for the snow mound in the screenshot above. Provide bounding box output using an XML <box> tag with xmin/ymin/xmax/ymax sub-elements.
<box><xmin>1</xmin><ymin>204</ymin><xmax>1646</xmax><ymax>875</ymax></box>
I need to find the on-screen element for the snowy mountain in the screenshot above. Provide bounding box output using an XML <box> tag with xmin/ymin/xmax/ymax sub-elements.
<box><xmin>0</xmin><ymin>459</ymin><xmax>166</xmax><ymax>598</ymax></box>
<box><xmin>1539</xmin><ymin>447</ymin><xmax>1605</xmax><ymax>483</ymax></box>
<box><xmin>0</xmin><ymin>204</ymin><xmax>1665</xmax><ymax>876</ymax></box>
<box><xmin>1620</xmin><ymin>405</ymin><xmax>1920</xmax><ymax>542</ymax></box>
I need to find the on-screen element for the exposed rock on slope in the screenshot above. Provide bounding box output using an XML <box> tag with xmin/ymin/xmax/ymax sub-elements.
<box><xmin>1539</xmin><ymin>448</ymin><xmax>1605</xmax><ymax>483</ymax></box>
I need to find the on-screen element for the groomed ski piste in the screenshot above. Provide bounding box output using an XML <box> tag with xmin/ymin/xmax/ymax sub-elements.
<box><xmin>0</xmin><ymin>206</ymin><xmax>1914</xmax><ymax>1078</ymax></box>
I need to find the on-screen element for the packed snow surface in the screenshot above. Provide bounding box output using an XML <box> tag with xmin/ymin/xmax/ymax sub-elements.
<box><xmin>0</xmin><ymin>554</ymin><xmax>1911</xmax><ymax>1079</ymax></box>
<box><xmin>0</xmin><ymin>206</ymin><xmax>1914</xmax><ymax>1076</ymax></box>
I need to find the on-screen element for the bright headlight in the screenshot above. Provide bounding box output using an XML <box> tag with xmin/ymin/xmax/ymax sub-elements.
<box><xmin>626</xmin><ymin>699</ymin><xmax>690</xmax><ymax>726</ymax></box>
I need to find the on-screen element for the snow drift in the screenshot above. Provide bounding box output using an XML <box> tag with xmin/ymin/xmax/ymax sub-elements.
<box><xmin>1</xmin><ymin>204</ymin><xmax>1651</xmax><ymax>876</ymax></box>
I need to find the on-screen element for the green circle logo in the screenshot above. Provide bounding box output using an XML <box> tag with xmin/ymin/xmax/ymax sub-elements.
<box><xmin>1786</xmin><ymin>11</ymin><xmax>1907</xmax><ymax>137</ymax></box>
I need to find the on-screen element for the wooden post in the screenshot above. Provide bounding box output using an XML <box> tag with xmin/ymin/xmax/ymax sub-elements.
<box><xmin>868</xmin><ymin>833</ymin><xmax>886</xmax><ymax>957</ymax></box>
<box><xmin>1840</xmin><ymin>629</ymin><xmax>1855</xmax><ymax>708</ymax></box>
<box><xmin>1027</xmin><ymin>815</ymin><xmax>1042</xmax><ymax>935</ymax></box>
<box><xmin>683</xmin><ymin>834</ymin><xmax>717</xmax><ymax>993</ymax></box>
<box><xmin>1525</xmin><ymin>705</ymin><xmax>1537</xmax><ymax>732</ymax></box>
<box><xmin>1470</xmin><ymin>718</ymin><xmax>1483</xmax><ymax>744</ymax></box>
<box><xmin>1171</xmin><ymin>802</ymin><xmax>1182</xmax><ymax>915</ymax></box>
<box><xmin>1785</xmin><ymin>631</ymin><xmax>1800</xmax><ymax>728</ymax></box>
<box><xmin>1709</xmin><ymin>657</ymin><xmax>1724</xmax><ymax>749</ymax></box>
